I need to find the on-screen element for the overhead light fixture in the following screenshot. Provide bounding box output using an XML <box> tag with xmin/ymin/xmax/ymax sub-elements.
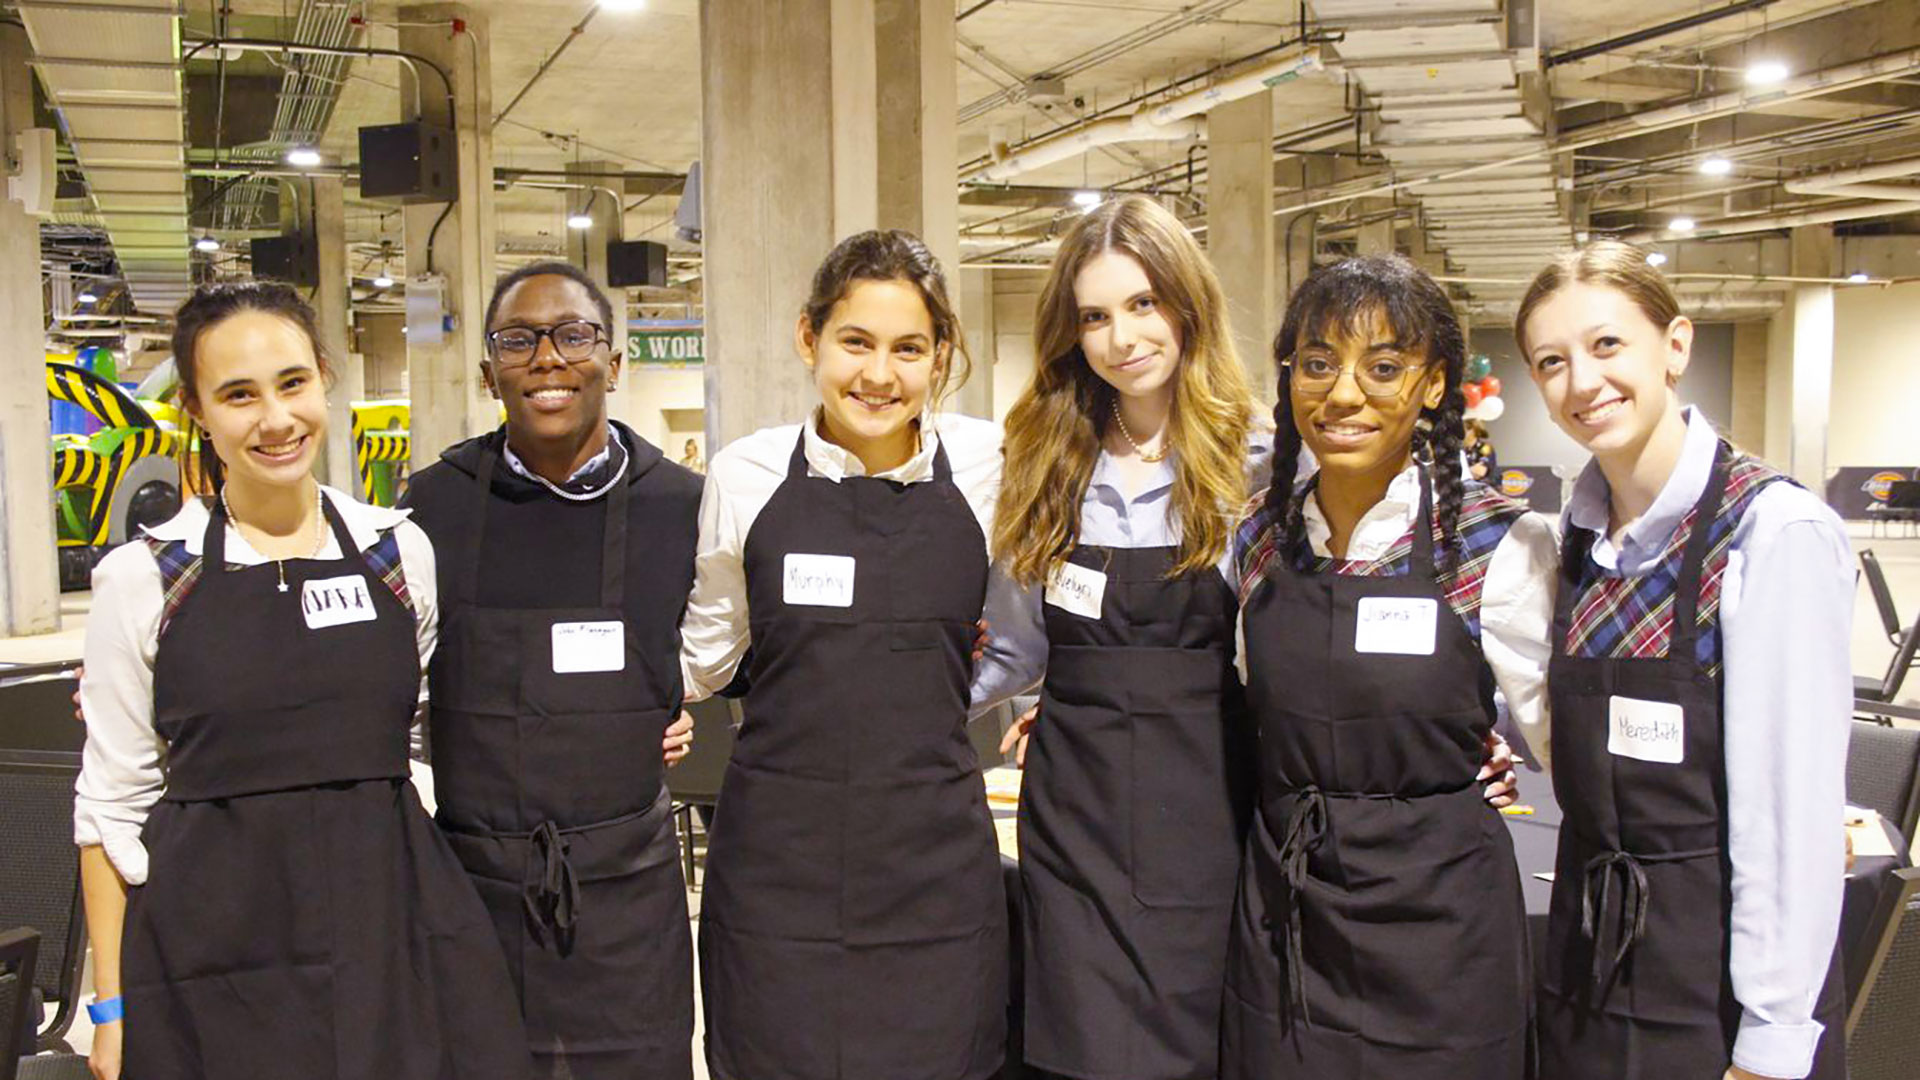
<box><xmin>1746</xmin><ymin>60</ymin><xmax>1789</xmax><ymax>86</ymax></box>
<box><xmin>1646</xmin><ymin>251</ymin><xmax>1669</xmax><ymax>267</ymax></box>
<box><xmin>1848</xmin><ymin>271</ymin><xmax>1870</xmax><ymax>283</ymax></box>
<box><xmin>372</xmin><ymin>274</ymin><xmax>395</xmax><ymax>289</ymax></box>
<box><xmin>1699</xmin><ymin>155</ymin><xmax>1733</xmax><ymax>177</ymax></box>
<box><xmin>77</xmin><ymin>291</ymin><xmax>98</xmax><ymax>304</ymax></box>
<box><xmin>285</xmin><ymin>147</ymin><xmax>323</xmax><ymax>167</ymax></box>
<box><xmin>566</xmin><ymin>213</ymin><xmax>595</xmax><ymax>230</ymax></box>
<box><xmin>1668</xmin><ymin>216</ymin><xmax>1696</xmax><ymax>233</ymax></box>
<box><xmin>1072</xmin><ymin>190</ymin><xmax>1103</xmax><ymax>209</ymax></box>
<box><xmin>194</xmin><ymin>234</ymin><xmax>220</xmax><ymax>252</ymax></box>
<box><xmin>598</xmin><ymin>0</ymin><xmax>646</xmax><ymax>10</ymax></box>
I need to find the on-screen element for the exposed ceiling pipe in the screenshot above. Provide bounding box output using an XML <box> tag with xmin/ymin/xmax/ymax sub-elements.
<box><xmin>1544</xmin><ymin>0</ymin><xmax>1777</xmax><ymax>69</ymax></box>
<box><xmin>1625</xmin><ymin>198</ymin><xmax>1920</xmax><ymax>241</ymax></box>
<box><xmin>1782</xmin><ymin>154</ymin><xmax>1920</xmax><ymax>201</ymax></box>
<box><xmin>962</xmin><ymin>49</ymin><xmax>1327</xmax><ymax>186</ymax></box>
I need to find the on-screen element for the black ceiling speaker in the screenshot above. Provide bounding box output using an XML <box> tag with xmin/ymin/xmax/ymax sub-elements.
<box><xmin>250</xmin><ymin>233</ymin><xmax>318</xmax><ymax>288</ymax></box>
<box><xmin>607</xmin><ymin>240</ymin><xmax>668</xmax><ymax>288</ymax></box>
<box><xmin>359</xmin><ymin>121</ymin><xmax>457</xmax><ymax>203</ymax></box>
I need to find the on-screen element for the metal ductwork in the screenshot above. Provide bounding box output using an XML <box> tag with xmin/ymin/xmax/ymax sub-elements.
<box><xmin>960</xmin><ymin>49</ymin><xmax>1327</xmax><ymax>186</ymax></box>
<box><xmin>22</xmin><ymin>0</ymin><xmax>190</xmax><ymax>314</ymax></box>
<box><xmin>1312</xmin><ymin>0</ymin><xmax>1569</xmax><ymax>294</ymax></box>
<box><xmin>1782</xmin><ymin>154</ymin><xmax>1920</xmax><ymax>203</ymax></box>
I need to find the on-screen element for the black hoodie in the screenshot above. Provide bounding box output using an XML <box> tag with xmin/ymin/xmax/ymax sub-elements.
<box><xmin>403</xmin><ymin>421</ymin><xmax>703</xmax><ymax>678</ymax></box>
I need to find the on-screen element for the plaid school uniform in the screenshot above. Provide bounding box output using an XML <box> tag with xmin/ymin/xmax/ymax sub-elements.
<box><xmin>1236</xmin><ymin>477</ymin><xmax>1533</xmax><ymax>642</ymax></box>
<box><xmin>1560</xmin><ymin>448</ymin><xmax>1790</xmax><ymax>676</ymax></box>
<box><xmin>149</xmin><ymin>522</ymin><xmax>414</xmax><ymax>634</ymax></box>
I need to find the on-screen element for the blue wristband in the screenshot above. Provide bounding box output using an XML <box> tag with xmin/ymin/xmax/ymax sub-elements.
<box><xmin>87</xmin><ymin>996</ymin><xmax>124</xmax><ymax>1025</ymax></box>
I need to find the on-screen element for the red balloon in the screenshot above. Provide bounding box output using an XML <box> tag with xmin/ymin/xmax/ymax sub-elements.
<box><xmin>1462</xmin><ymin>382</ymin><xmax>1486</xmax><ymax>408</ymax></box>
<box><xmin>1480</xmin><ymin>375</ymin><xmax>1502</xmax><ymax>398</ymax></box>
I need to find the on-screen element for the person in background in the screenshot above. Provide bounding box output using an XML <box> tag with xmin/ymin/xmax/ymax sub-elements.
<box><xmin>1518</xmin><ymin>241</ymin><xmax>1852</xmax><ymax>1080</ymax></box>
<box><xmin>680</xmin><ymin>437</ymin><xmax>705</xmax><ymax>473</ymax></box>
<box><xmin>1465</xmin><ymin>418</ymin><xmax>1497</xmax><ymax>482</ymax></box>
<box><xmin>403</xmin><ymin>261</ymin><xmax>703</xmax><ymax>1080</ymax></box>
<box><xmin>1224</xmin><ymin>255</ymin><xmax>1553</xmax><ymax>1080</ymax></box>
<box><xmin>74</xmin><ymin>282</ymin><xmax>528</xmax><ymax>1080</ymax></box>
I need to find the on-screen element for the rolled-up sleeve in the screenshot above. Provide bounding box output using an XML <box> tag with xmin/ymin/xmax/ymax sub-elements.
<box><xmin>1723</xmin><ymin>494</ymin><xmax>1853</xmax><ymax>1079</ymax></box>
<box><xmin>74</xmin><ymin>543</ymin><xmax>168</xmax><ymax>885</ymax></box>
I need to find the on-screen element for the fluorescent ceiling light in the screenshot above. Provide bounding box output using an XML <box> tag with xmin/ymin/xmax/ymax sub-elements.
<box><xmin>1072</xmin><ymin>190</ymin><xmax>1103</xmax><ymax>209</ymax></box>
<box><xmin>1668</xmin><ymin>216</ymin><xmax>1696</xmax><ymax>233</ymax></box>
<box><xmin>1699</xmin><ymin>156</ymin><xmax>1733</xmax><ymax>176</ymax></box>
<box><xmin>1848</xmin><ymin>272</ymin><xmax>1870</xmax><ymax>283</ymax></box>
<box><xmin>194</xmin><ymin>235</ymin><xmax>220</xmax><ymax>252</ymax></box>
<box><xmin>77</xmin><ymin>291</ymin><xmax>98</xmax><ymax>303</ymax></box>
<box><xmin>372</xmin><ymin>275</ymin><xmax>395</xmax><ymax>289</ymax></box>
<box><xmin>1746</xmin><ymin>60</ymin><xmax>1789</xmax><ymax>86</ymax></box>
<box><xmin>566</xmin><ymin>213</ymin><xmax>594</xmax><ymax>230</ymax></box>
<box><xmin>1645</xmin><ymin>251</ymin><xmax>1669</xmax><ymax>266</ymax></box>
<box><xmin>285</xmin><ymin>147</ymin><xmax>323</xmax><ymax>167</ymax></box>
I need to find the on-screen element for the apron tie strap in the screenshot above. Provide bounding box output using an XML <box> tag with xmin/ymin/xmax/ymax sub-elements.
<box><xmin>523</xmin><ymin>820</ymin><xmax>581</xmax><ymax>936</ymax></box>
<box><xmin>1579</xmin><ymin>845</ymin><xmax>1718</xmax><ymax>996</ymax></box>
<box><xmin>1276</xmin><ymin>787</ymin><xmax>1329</xmax><ymax>1026</ymax></box>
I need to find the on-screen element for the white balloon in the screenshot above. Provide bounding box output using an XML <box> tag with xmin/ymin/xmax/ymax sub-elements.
<box><xmin>1476</xmin><ymin>395</ymin><xmax>1506</xmax><ymax>422</ymax></box>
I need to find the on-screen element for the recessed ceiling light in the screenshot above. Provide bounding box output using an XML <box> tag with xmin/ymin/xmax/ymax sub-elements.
<box><xmin>1669</xmin><ymin>216</ymin><xmax>1696</xmax><ymax>233</ymax></box>
<box><xmin>1699</xmin><ymin>155</ymin><xmax>1733</xmax><ymax>176</ymax></box>
<box><xmin>1072</xmin><ymin>190</ymin><xmax>1103</xmax><ymax>209</ymax></box>
<box><xmin>285</xmin><ymin>147</ymin><xmax>323</xmax><ymax>167</ymax></box>
<box><xmin>1746</xmin><ymin>60</ymin><xmax>1789</xmax><ymax>86</ymax></box>
<box><xmin>1646</xmin><ymin>251</ymin><xmax>1669</xmax><ymax>266</ymax></box>
<box><xmin>1848</xmin><ymin>271</ymin><xmax>1870</xmax><ymax>283</ymax></box>
<box><xmin>566</xmin><ymin>213</ymin><xmax>594</xmax><ymax>230</ymax></box>
<box><xmin>194</xmin><ymin>234</ymin><xmax>220</xmax><ymax>252</ymax></box>
<box><xmin>77</xmin><ymin>291</ymin><xmax>98</xmax><ymax>304</ymax></box>
<box><xmin>372</xmin><ymin>274</ymin><xmax>395</xmax><ymax>289</ymax></box>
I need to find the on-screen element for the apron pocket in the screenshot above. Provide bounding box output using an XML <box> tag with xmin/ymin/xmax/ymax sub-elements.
<box><xmin>1131</xmin><ymin>708</ymin><xmax>1245</xmax><ymax>908</ymax></box>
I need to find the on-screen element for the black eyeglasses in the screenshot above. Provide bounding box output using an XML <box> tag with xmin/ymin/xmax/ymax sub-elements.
<box><xmin>486</xmin><ymin>320</ymin><xmax>609</xmax><ymax>367</ymax></box>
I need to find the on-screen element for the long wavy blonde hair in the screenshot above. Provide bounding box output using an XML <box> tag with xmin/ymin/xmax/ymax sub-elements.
<box><xmin>993</xmin><ymin>195</ymin><xmax>1256</xmax><ymax>584</ymax></box>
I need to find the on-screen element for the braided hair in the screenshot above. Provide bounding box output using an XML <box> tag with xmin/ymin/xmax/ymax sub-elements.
<box><xmin>1263</xmin><ymin>255</ymin><xmax>1469</xmax><ymax>573</ymax></box>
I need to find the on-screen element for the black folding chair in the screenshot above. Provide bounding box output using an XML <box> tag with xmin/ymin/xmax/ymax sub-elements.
<box><xmin>1847</xmin><ymin>719</ymin><xmax>1920</xmax><ymax>842</ymax></box>
<box><xmin>666</xmin><ymin>697</ymin><xmax>737</xmax><ymax>888</ymax></box>
<box><xmin>0</xmin><ymin>667</ymin><xmax>89</xmax><ymax>1055</ymax></box>
<box><xmin>1861</xmin><ymin>551</ymin><xmax>1904</xmax><ymax>648</ymax></box>
<box><xmin>1848</xmin><ymin>867</ymin><xmax>1920</xmax><ymax>1078</ymax></box>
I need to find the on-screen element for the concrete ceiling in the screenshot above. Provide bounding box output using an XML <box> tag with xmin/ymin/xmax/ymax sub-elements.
<box><xmin>36</xmin><ymin>0</ymin><xmax>1920</xmax><ymax>311</ymax></box>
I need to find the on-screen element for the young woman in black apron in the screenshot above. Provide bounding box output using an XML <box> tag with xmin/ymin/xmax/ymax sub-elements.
<box><xmin>976</xmin><ymin>195</ymin><xmax>1261</xmax><ymax>1080</ymax></box>
<box><xmin>403</xmin><ymin>262</ymin><xmax>702</xmax><ymax>1080</ymax></box>
<box><xmin>1224</xmin><ymin>256</ymin><xmax>1554</xmax><ymax>1080</ymax></box>
<box><xmin>678</xmin><ymin>231</ymin><xmax>1008</xmax><ymax>1080</ymax></box>
<box><xmin>1516</xmin><ymin>242</ymin><xmax>1853</xmax><ymax>1080</ymax></box>
<box><xmin>74</xmin><ymin>283</ymin><xmax>527</xmax><ymax>1080</ymax></box>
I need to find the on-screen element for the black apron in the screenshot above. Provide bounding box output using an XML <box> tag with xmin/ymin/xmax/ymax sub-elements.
<box><xmin>699</xmin><ymin>433</ymin><xmax>1007</xmax><ymax>1080</ymax></box>
<box><xmin>1021</xmin><ymin>544</ymin><xmax>1252</xmax><ymax>1080</ymax></box>
<box><xmin>1537</xmin><ymin>444</ymin><xmax>1847</xmax><ymax>1080</ymax></box>
<box><xmin>1223</xmin><ymin>477</ymin><xmax>1528</xmax><ymax>1079</ymax></box>
<box><xmin>429</xmin><ymin>449</ymin><xmax>693</xmax><ymax>1080</ymax></box>
<box><xmin>122</xmin><ymin>498</ymin><xmax>528</xmax><ymax>1080</ymax></box>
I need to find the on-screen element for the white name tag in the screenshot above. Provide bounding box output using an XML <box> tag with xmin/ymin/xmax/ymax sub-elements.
<box><xmin>1044</xmin><ymin>561</ymin><xmax>1107</xmax><ymax>620</ymax></box>
<box><xmin>1608</xmin><ymin>695</ymin><xmax>1685</xmax><ymax>764</ymax></box>
<box><xmin>1353</xmin><ymin>597</ymin><xmax>1438</xmax><ymax>655</ymax></box>
<box><xmin>301</xmin><ymin>575</ymin><xmax>378</xmax><ymax>630</ymax></box>
<box><xmin>783</xmin><ymin>553</ymin><xmax>855</xmax><ymax>608</ymax></box>
<box><xmin>552</xmin><ymin>621</ymin><xmax>626</xmax><ymax>674</ymax></box>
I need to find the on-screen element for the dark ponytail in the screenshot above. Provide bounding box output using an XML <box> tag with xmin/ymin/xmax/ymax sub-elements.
<box><xmin>171</xmin><ymin>281</ymin><xmax>332</xmax><ymax>493</ymax></box>
<box><xmin>1266</xmin><ymin>254</ymin><xmax>1469</xmax><ymax>572</ymax></box>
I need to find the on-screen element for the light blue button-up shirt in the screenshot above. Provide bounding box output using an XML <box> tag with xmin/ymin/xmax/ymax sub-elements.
<box><xmin>1563</xmin><ymin>406</ymin><xmax>1854</xmax><ymax>1080</ymax></box>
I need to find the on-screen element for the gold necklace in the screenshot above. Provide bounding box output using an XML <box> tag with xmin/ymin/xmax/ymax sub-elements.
<box><xmin>221</xmin><ymin>482</ymin><xmax>327</xmax><ymax>592</ymax></box>
<box><xmin>1110</xmin><ymin>399</ymin><xmax>1168</xmax><ymax>463</ymax></box>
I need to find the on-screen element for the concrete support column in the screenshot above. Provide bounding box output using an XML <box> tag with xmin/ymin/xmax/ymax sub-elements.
<box><xmin>1207</xmin><ymin>91</ymin><xmax>1276</xmax><ymax>394</ymax></box>
<box><xmin>302</xmin><ymin>176</ymin><xmax>355</xmax><ymax>495</ymax></box>
<box><xmin>565</xmin><ymin>162</ymin><xmax>633</xmax><ymax>431</ymax></box>
<box><xmin>959</xmin><ymin>267</ymin><xmax>994</xmax><ymax>418</ymax></box>
<box><xmin>401</xmin><ymin>5</ymin><xmax>496</xmax><ymax>472</ymax></box>
<box><xmin>1786</xmin><ymin>225</ymin><xmax>1837</xmax><ymax>489</ymax></box>
<box><xmin>0</xmin><ymin>22</ymin><xmax>57</xmax><ymax>634</ymax></box>
<box><xmin>1729</xmin><ymin>320</ymin><xmax>1767</xmax><ymax>452</ymax></box>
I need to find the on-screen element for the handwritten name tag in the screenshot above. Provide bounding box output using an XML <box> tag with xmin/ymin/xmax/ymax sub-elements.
<box><xmin>1353</xmin><ymin>597</ymin><xmax>1438</xmax><ymax>655</ymax></box>
<box><xmin>1608</xmin><ymin>696</ymin><xmax>1685</xmax><ymax>764</ymax></box>
<box><xmin>1044</xmin><ymin>562</ymin><xmax>1107</xmax><ymax>620</ymax></box>
<box><xmin>783</xmin><ymin>553</ymin><xmax>855</xmax><ymax>608</ymax></box>
<box><xmin>552</xmin><ymin>620</ymin><xmax>626</xmax><ymax>674</ymax></box>
<box><xmin>301</xmin><ymin>575</ymin><xmax>378</xmax><ymax>630</ymax></box>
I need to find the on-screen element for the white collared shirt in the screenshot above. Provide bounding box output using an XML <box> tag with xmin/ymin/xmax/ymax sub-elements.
<box><xmin>74</xmin><ymin>486</ymin><xmax>437</xmax><ymax>884</ymax></box>
<box><xmin>1563</xmin><ymin>407</ymin><xmax>1853</xmax><ymax>1079</ymax></box>
<box><xmin>678</xmin><ymin>411</ymin><xmax>1004</xmax><ymax>700</ymax></box>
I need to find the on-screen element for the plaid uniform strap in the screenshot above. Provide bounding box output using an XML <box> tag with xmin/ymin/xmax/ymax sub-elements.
<box><xmin>145</xmin><ymin>524</ymin><xmax>415</xmax><ymax>635</ymax></box>
<box><xmin>1562</xmin><ymin>451</ymin><xmax>1789</xmax><ymax>675</ymax></box>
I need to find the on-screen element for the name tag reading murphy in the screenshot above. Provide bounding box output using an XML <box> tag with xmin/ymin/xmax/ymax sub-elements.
<box><xmin>1044</xmin><ymin>561</ymin><xmax>1106</xmax><ymax>620</ymax></box>
<box><xmin>1353</xmin><ymin>596</ymin><xmax>1438</xmax><ymax>655</ymax></box>
<box><xmin>302</xmin><ymin>575</ymin><xmax>378</xmax><ymax>630</ymax></box>
<box><xmin>1608</xmin><ymin>695</ymin><xmax>1685</xmax><ymax>764</ymax></box>
<box><xmin>552</xmin><ymin>621</ymin><xmax>626</xmax><ymax>674</ymax></box>
<box><xmin>783</xmin><ymin>553</ymin><xmax>855</xmax><ymax>608</ymax></box>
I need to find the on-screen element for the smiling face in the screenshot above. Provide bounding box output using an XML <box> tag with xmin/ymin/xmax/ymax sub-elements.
<box><xmin>482</xmin><ymin>273</ymin><xmax>620</xmax><ymax>445</ymax></box>
<box><xmin>1073</xmin><ymin>250</ymin><xmax>1181</xmax><ymax>403</ymax></box>
<box><xmin>186</xmin><ymin>310</ymin><xmax>328</xmax><ymax>492</ymax></box>
<box><xmin>1521</xmin><ymin>280</ymin><xmax>1691</xmax><ymax>459</ymax></box>
<box><xmin>1288</xmin><ymin>305</ymin><xmax>1443</xmax><ymax>485</ymax></box>
<box><xmin>798</xmin><ymin>277</ymin><xmax>944</xmax><ymax>466</ymax></box>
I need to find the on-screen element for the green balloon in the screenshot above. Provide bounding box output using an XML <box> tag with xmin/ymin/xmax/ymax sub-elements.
<box><xmin>1466</xmin><ymin>354</ymin><xmax>1493</xmax><ymax>381</ymax></box>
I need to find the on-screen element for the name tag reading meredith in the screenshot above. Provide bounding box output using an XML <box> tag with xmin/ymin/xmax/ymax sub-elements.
<box><xmin>1608</xmin><ymin>695</ymin><xmax>1685</xmax><ymax>764</ymax></box>
<box><xmin>302</xmin><ymin>575</ymin><xmax>378</xmax><ymax>630</ymax></box>
<box><xmin>783</xmin><ymin>553</ymin><xmax>855</xmax><ymax>608</ymax></box>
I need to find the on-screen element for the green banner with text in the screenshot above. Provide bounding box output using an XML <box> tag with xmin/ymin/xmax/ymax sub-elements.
<box><xmin>627</xmin><ymin>323</ymin><xmax>704</xmax><ymax>367</ymax></box>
